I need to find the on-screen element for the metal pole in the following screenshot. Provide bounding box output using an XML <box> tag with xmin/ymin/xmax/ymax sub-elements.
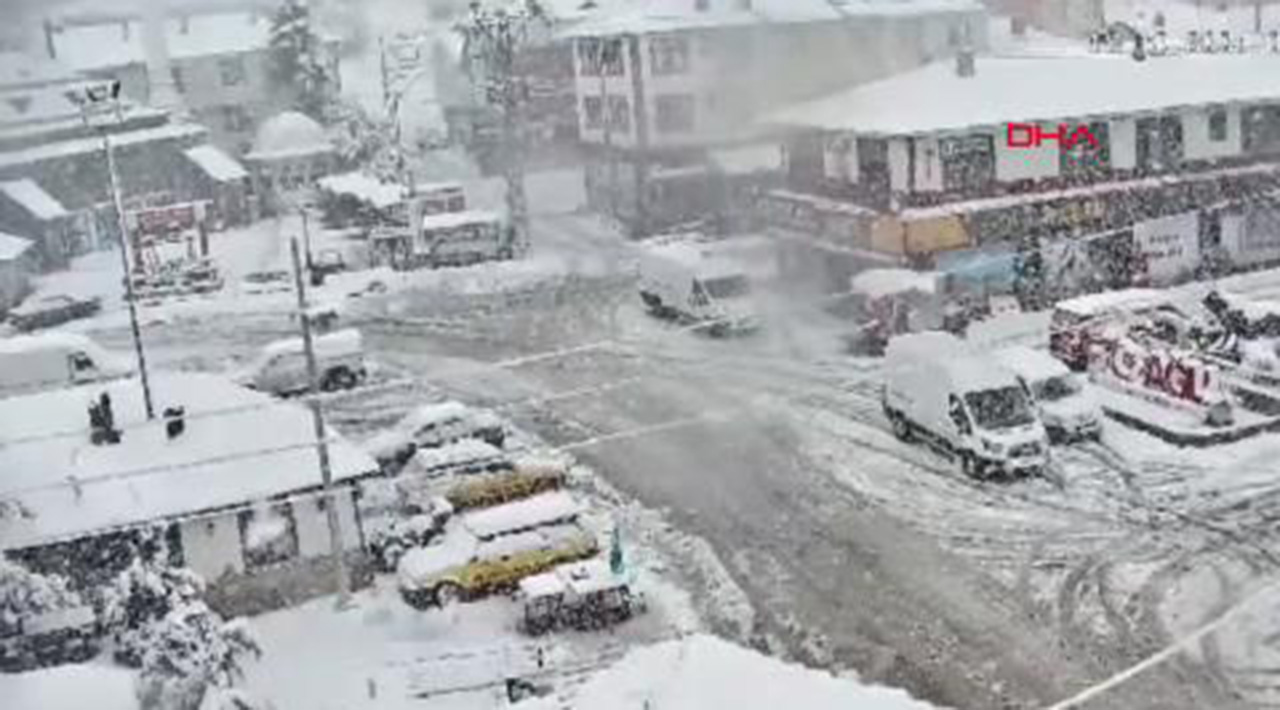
<box><xmin>301</xmin><ymin>208</ymin><xmax>313</xmax><ymax>270</ymax></box>
<box><xmin>102</xmin><ymin>127</ymin><xmax>156</xmax><ymax>421</ymax></box>
<box><xmin>291</xmin><ymin>238</ymin><xmax>351</xmax><ymax>607</ymax></box>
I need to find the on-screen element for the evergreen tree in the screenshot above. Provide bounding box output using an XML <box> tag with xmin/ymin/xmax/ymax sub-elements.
<box><xmin>0</xmin><ymin>558</ymin><xmax>84</xmax><ymax>637</ymax></box>
<box><xmin>134</xmin><ymin>605</ymin><xmax>261</xmax><ymax>710</ymax></box>
<box><xmin>269</xmin><ymin>0</ymin><xmax>334</xmax><ymax>119</ymax></box>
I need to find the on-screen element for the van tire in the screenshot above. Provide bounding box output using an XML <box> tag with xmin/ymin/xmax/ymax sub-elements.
<box><xmin>959</xmin><ymin>452</ymin><xmax>982</xmax><ymax>479</ymax></box>
<box><xmin>322</xmin><ymin>367</ymin><xmax>358</xmax><ymax>392</ymax></box>
<box><xmin>887</xmin><ymin>410</ymin><xmax>913</xmax><ymax>442</ymax></box>
<box><xmin>433</xmin><ymin>581</ymin><xmax>462</xmax><ymax>606</ymax></box>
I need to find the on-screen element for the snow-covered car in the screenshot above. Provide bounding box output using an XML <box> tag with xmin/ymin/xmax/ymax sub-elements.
<box><xmin>364</xmin><ymin>401</ymin><xmax>508</xmax><ymax>471</ymax></box>
<box><xmin>403</xmin><ymin>438</ymin><xmax>512</xmax><ymax>479</ymax></box>
<box><xmin>235</xmin><ymin>329</ymin><xmax>367</xmax><ymax>396</ymax></box>
<box><xmin>0</xmin><ymin>605</ymin><xmax>98</xmax><ymax>672</ymax></box>
<box><xmin>240</xmin><ymin>270</ymin><xmax>293</xmax><ymax>295</ymax></box>
<box><xmin>994</xmin><ymin>346</ymin><xmax>1101</xmax><ymax>442</ymax></box>
<box><xmin>0</xmin><ymin>332</ymin><xmax>132</xmax><ymax>397</ymax></box>
<box><xmin>7</xmin><ymin>294</ymin><xmax>102</xmax><ymax>332</ymax></box>
<box><xmin>517</xmin><ymin>559</ymin><xmax>645</xmax><ymax>636</ymax></box>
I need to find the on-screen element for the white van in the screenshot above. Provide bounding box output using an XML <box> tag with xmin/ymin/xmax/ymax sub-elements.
<box><xmin>994</xmin><ymin>346</ymin><xmax>1102</xmax><ymax>442</ymax></box>
<box><xmin>638</xmin><ymin>240</ymin><xmax>761</xmax><ymax>336</ymax></box>
<box><xmin>238</xmin><ymin>329</ymin><xmax>366</xmax><ymax>396</ymax></box>
<box><xmin>0</xmin><ymin>333</ymin><xmax>132</xmax><ymax>398</ymax></box>
<box><xmin>883</xmin><ymin>332</ymin><xmax>1050</xmax><ymax>478</ymax></box>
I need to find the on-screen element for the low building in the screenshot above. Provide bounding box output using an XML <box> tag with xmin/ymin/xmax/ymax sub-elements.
<box><xmin>183</xmin><ymin>144</ymin><xmax>254</xmax><ymax>228</ymax></box>
<box><xmin>244</xmin><ymin>111</ymin><xmax>337</xmax><ymax>216</ymax></box>
<box><xmin>0</xmin><ymin>372</ymin><xmax>380</xmax><ymax>617</ymax></box>
<box><xmin>42</xmin><ymin>9</ymin><xmax>342</xmax><ymax>156</ymax></box>
<box><xmin>763</xmin><ymin>52</ymin><xmax>1280</xmax><ymax>293</ymax></box>
<box><xmin>0</xmin><ymin>232</ymin><xmax>35</xmax><ymax>315</ymax></box>
<box><xmin>0</xmin><ymin>180</ymin><xmax>76</xmax><ymax>268</ymax></box>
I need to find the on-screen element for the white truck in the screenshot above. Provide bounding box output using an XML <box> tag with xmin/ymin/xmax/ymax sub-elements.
<box><xmin>994</xmin><ymin>346</ymin><xmax>1102</xmax><ymax>442</ymax></box>
<box><xmin>882</xmin><ymin>332</ymin><xmax>1050</xmax><ymax>478</ymax></box>
<box><xmin>236</xmin><ymin>329</ymin><xmax>366</xmax><ymax>396</ymax></box>
<box><xmin>637</xmin><ymin>240</ymin><xmax>762</xmax><ymax>336</ymax></box>
<box><xmin>0</xmin><ymin>333</ymin><xmax>132</xmax><ymax>398</ymax></box>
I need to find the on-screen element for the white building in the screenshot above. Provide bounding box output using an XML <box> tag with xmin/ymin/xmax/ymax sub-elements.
<box><xmin>0</xmin><ymin>372</ymin><xmax>379</xmax><ymax>617</ymax></box>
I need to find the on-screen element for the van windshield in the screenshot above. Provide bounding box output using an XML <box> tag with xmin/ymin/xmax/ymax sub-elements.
<box><xmin>702</xmin><ymin>275</ymin><xmax>750</xmax><ymax>300</ymax></box>
<box><xmin>964</xmin><ymin>386</ymin><xmax>1037</xmax><ymax>430</ymax></box>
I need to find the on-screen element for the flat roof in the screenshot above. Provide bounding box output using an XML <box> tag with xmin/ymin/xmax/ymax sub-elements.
<box><xmin>767</xmin><ymin>54</ymin><xmax>1280</xmax><ymax>136</ymax></box>
<box><xmin>421</xmin><ymin>210</ymin><xmax>503</xmax><ymax>230</ymax></box>
<box><xmin>0</xmin><ymin>123</ymin><xmax>207</xmax><ymax>170</ymax></box>
<box><xmin>0</xmin><ymin>372</ymin><xmax>378</xmax><ymax>551</ymax></box>
<box><xmin>0</xmin><ymin>179</ymin><xmax>69</xmax><ymax>221</ymax></box>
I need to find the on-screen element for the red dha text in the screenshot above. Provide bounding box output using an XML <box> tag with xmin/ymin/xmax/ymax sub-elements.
<box><xmin>1007</xmin><ymin>123</ymin><xmax>1100</xmax><ymax>150</ymax></box>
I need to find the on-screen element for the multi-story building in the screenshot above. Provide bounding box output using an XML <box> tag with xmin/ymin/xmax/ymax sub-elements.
<box><xmin>761</xmin><ymin>51</ymin><xmax>1280</xmax><ymax>293</ymax></box>
<box><xmin>563</xmin><ymin>0</ymin><xmax>988</xmax><ymax>236</ymax></box>
<box><xmin>41</xmin><ymin>9</ymin><xmax>341</xmax><ymax>156</ymax></box>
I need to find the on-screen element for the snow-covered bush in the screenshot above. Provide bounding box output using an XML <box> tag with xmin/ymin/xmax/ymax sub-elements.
<box><xmin>134</xmin><ymin>603</ymin><xmax>262</xmax><ymax>710</ymax></box>
<box><xmin>0</xmin><ymin>557</ymin><xmax>84</xmax><ymax>636</ymax></box>
<box><xmin>101</xmin><ymin>557</ymin><xmax>207</xmax><ymax>666</ymax></box>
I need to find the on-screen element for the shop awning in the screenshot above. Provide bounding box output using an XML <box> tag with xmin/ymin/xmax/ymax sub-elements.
<box><xmin>185</xmin><ymin>145</ymin><xmax>249</xmax><ymax>183</ymax></box>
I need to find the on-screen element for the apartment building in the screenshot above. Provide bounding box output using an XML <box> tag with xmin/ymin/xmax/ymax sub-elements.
<box><xmin>763</xmin><ymin>52</ymin><xmax>1280</xmax><ymax>293</ymax></box>
<box><xmin>42</xmin><ymin>10</ymin><xmax>341</xmax><ymax>156</ymax></box>
<box><xmin>563</xmin><ymin>0</ymin><xmax>987</xmax><ymax>236</ymax></box>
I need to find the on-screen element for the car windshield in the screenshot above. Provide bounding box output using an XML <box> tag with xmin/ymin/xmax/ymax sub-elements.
<box><xmin>1034</xmin><ymin>375</ymin><xmax>1081</xmax><ymax>402</ymax></box>
<box><xmin>964</xmin><ymin>386</ymin><xmax>1037</xmax><ymax>430</ymax></box>
<box><xmin>701</xmin><ymin>275</ymin><xmax>751</xmax><ymax>300</ymax></box>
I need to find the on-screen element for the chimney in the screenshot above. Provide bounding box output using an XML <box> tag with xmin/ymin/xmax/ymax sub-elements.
<box><xmin>955</xmin><ymin>48</ymin><xmax>975</xmax><ymax>78</ymax></box>
<box><xmin>164</xmin><ymin>406</ymin><xmax>186</xmax><ymax>439</ymax></box>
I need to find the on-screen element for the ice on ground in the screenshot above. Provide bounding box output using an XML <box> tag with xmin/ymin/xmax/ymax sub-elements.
<box><xmin>0</xmin><ymin>662</ymin><xmax>140</xmax><ymax>710</ymax></box>
<box><xmin>524</xmin><ymin>633</ymin><xmax>949</xmax><ymax>710</ymax></box>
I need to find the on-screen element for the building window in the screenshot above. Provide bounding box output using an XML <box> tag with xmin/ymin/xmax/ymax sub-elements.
<box><xmin>1209</xmin><ymin>108</ymin><xmax>1229</xmax><ymax>142</ymax></box>
<box><xmin>1136</xmin><ymin>115</ymin><xmax>1184</xmax><ymax>171</ymax></box>
<box><xmin>1243</xmin><ymin>105</ymin><xmax>1280</xmax><ymax>155</ymax></box>
<box><xmin>221</xmin><ymin>105</ymin><xmax>250</xmax><ymax>132</ymax></box>
<box><xmin>649</xmin><ymin>36</ymin><xmax>690</xmax><ymax>75</ymax></box>
<box><xmin>170</xmin><ymin>66</ymin><xmax>185</xmax><ymax>94</ymax></box>
<box><xmin>218</xmin><ymin>56</ymin><xmax>247</xmax><ymax>86</ymax></box>
<box><xmin>939</xmin><ymin>134</ymin><xmax>995</xmax><ymax>191</ymax></box>
<box><xmin>578</xmin><ymin>38</ymin><xmax>624</xmax><ymax>77</ymax></box>
<box><xmin>607</xmin><ymin>95</ymin><xmax>630</xmax><ymax>132</ymax></box>
<box><xmin>583</xmin><ymin>96</ymin><xmax>603</xmax><ymax>130</ymax></box>
<box><xmin>655</xmin><ymin>94</ymin><xmax>695</xmax><ymax>133</ymax></box>
<box><xmin>238</xmin><ymin>502</ymin><xmax>299</xmax><ymax>569</ymax></box>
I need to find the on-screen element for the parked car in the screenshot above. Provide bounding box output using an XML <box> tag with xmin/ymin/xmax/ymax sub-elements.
<box><xmin>311</xmin><ymin>249</ymin><xmax>347</xmax><ymax>277</ymax></box>
<box><xmin>517</xmin><ymin>559</ymin><xmax>646</xmax><ymax>636</ymax></box>
<box><xmin>235</xmin><ymin>329</ymin><xmax>366</xmax><ymax>396</ymax></box>
<box><xmin>883</xmin><ymin>332</ymin><xmax>1050</xmax><ymax>479</ymax></box>
<box><xmin>0</xmin><ymin>332</ymin><xmax>132</xmax><ymax>398</ymax></box>
<box><xmin>365</xmin><ymin>401</ymin><xmax>508</xmax><ymax>471</ymax></box>
<box><xmin>994</xmin><ymin>346</ymin><xmax>1102</xmax><ymax>443</ymax></box>
<box><xmin>8</xmin><ymin>294</ymin><xmax>101</xmax><ymax>332</ymax></box>
<box><xmin>241</xmin><ymin>270</ymin><xmax>293</xmax><ymax>296</ymax></box>
<box><xmin>0</xmin><ymin>605</ymin><xmax>99</xmax><ymax>672</ymax></box>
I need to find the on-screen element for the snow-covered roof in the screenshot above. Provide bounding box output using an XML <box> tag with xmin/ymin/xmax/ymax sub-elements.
<box><xmin>0</xmin><ymin>87</ymin><xmax>85</xmax><ymax>128</ymax></box>
<box><xmin>1054</xmin><ymin>287</ymin><xmax>1168</xmax><ymax>317</ymax></box>
<box><xmin>0</xmin><ymin>662</ymin><xmax>139</xmax><ymax>710</ymax></box>
<box><xmin>421</xmin><ymin>210</ymin><xmax>504</xmax><ymax>231</ymax></box>
<box><xmin>0</xmin><ymin>372</ymin><xmax>379</xmax><ymax>551</ymax></box>
<box><xmin>560</xmin><ymin>0</ymin><xmax>980</xmax><ymax>37</ymax></box>
<box><xmin>523</xmin><ymin>634</ymin><xmax>947</xmax><ymax>710</ymax></box>
<box><xmin>246</xmin><ymin>111</ymin><xmax>333</xmax><ymax>161</ymax></box>
<box><xmin>184</xmin><ymin>144</ymin><xmax>248</xmax><ymax>183</ymax></box>
<box><xmin>0</xmin><ymin>122</ymin><xmax>207</xmax><ymax>170</ymax></box>
<box><xmin>993</xmin><ymin>345</ymin><xmax>1070</xmax><ymax>382</ymax></box>
<box><xmin>318</xmin><ymin>172</ymin><xmax>407</xmax><ymax>209</ymax></box>
<box><xmin>50</xmin><ymin>11</ymin><xmax>284</xmax><ymax>73</ymax></box>
<box><xmin>461</xmin><ymin>491</ymin><xmax>583</xmax><ymax>540</ymax></box>
<box><xmin>0</xmin><ymin>180</ymin><xmax>69</xmax><ymax>221</ymax></box>
<box><xmin>0</xmin><ymin>52</ymin><xmax>82</xmax><ymax>91</ymax></box>
<box><xmin>767</xmin><ymin>54</ymin><xmax>1280</xmax><ymax>136</ymax></box>
<box><xmin>0</xmin><ymin>232</ymin><xmax>33</xmax><ymax>261</ymax></box>
<box><xmin>850</xmin><ymin>268</ymin><xmax>941</xmax><ymax>298</ymax></box>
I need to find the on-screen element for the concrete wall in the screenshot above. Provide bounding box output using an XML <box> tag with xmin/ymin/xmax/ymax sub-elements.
<box><xmin>1182</xmin><ymin>105</ymin><xmax>1243</xmax><ymax>161</ymax></box>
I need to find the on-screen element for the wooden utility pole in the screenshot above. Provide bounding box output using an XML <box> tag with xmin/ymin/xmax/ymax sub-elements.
<box><xmin>291</xmin><ymin>238</ymin><xmax>350</xmax><ymax>608</ymax></box>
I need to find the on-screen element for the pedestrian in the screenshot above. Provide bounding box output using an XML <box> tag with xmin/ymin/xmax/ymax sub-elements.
<box><xmin>536</xmin><ymin>646</ymin><xmax>544</xmax><ymax>671</ymax></box>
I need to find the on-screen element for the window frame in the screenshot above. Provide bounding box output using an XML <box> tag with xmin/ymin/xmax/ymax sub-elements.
<box><xmin>238</xmin><ymin>501</ymin><xmax>300</xmax><ymax>570</ymax></box>
<box><xmin>1209</xmin><ymin>108</ymin><xmax>1229</xmax><ymax>143</ymax></box>
<box><xmin>649</xmin><ymin>35</ymin><xmax>691</xmax><ymax>76</ymax></box>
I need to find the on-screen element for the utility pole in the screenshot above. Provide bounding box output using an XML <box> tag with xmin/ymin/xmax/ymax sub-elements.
<box><xmin>291</xmin><ymin>238</ymin><xmax>350</xmax><ymax>608</ymax></box>
<box><xmin>74</xmin><ymin>81</ymin><xmax>156</xmax><ymax>420</ymax></box>
<box><xmin>458</xmin><ymin>0</ymin><xmax>548</xmax><ymax>256</ymax></box>
<box><xmin>598</xmin><ymin>38</ymin><xmax>618</xmax><ymax>220</ymax></box>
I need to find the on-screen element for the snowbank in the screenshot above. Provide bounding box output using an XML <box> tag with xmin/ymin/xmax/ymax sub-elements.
<box><xmin>0</xmin><ymin>663</ymin><xmax>139</xmax><ymax>710</ymax></box>
<box><xmin>525</xmin><ymin>633</ymin><xmax>947</xmax><ymax>710</ymax></box>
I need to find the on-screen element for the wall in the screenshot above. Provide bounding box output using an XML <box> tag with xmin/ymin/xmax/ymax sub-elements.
<box><xmin>1182</xmin><ymin>105</ymin><xmax>1243</xmax><ymax>162</ymax></box>
<box><xmin>1109</xmin><ymin>117</ymin><xmax>1137</xmax><ymax>170</ymax></box>
<box><xmin>295</xmin><ymin>489</ymin><xmax>362</xmax><ymax>558</ymax></box>
<box><xmin>994</xmin><ymin>124</ymin><xmax>1060</xmax><ymax>182</ymax></box>
<box><xmin>888</xmin><ymin>138</ymin><xmax>910</xmax><ymax>192</ymax></box>
<box><xmin>180</xmin><ymin>514</ymin><xmax>244</xmax><ymax>582</ymax></box>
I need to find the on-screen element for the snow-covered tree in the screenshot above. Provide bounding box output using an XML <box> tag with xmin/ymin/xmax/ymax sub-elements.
<box><xmin>0</xmin><ymin>557</ymin><xmax>84</xmax><ymax>636</ymax></box>
<box><xmin>101</xmin><ymin>556</ymin><xmax>207</xmax><ymax>666</ymax></box>
<box><xmin>134</xmin><ymin>604</ymin><xmax>261</xmax><ymax>710</ymax></box>
<box><xmin>269</xmin><ymin>0</ymin><xmax>334</xmax><ymax>119</ymax></box>
<box><xmin>324</xmin><ymin>99</ymin><xmax>405</xmax><ymax>181</ymax></box>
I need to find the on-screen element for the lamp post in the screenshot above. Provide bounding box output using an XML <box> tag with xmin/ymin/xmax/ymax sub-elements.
<box><xmin>72</xmin><ymin>81</ymin><xmax>156</xmax><ymax>420</ymax></box>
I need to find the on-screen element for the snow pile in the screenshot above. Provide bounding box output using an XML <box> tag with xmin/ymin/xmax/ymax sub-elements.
<box><xmin>526</xmin><ymin>633</ymin><xmax>947</xmax><ymax>710</ymax></box>
<box><xmin>0</xmin><ymin>663</ymin><xmax>140</xmax><ymax>710</ymax></box>
<box><xmin>318</xmin><ymin>172</ymin><xmax>407</xmax><ymax>208</ymax></box>
<box><xmin>850</xmin><ymin>268</ymin><xmax>941</xmax><ymax>299</ymax></box>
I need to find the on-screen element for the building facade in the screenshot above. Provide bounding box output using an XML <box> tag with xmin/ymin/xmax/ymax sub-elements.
<box><xmin>565</xmin><ymin>0</ymin><xmax>988</xmax><ymax>236</ymax></box>
<box><xmin>764</xmin><ymin>52</ymin><xmax>1280</xmax><ymax>295</ymax></box>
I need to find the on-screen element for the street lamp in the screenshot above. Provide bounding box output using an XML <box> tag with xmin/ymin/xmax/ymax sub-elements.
<box><xmin>70</xmin><ymin>80</ymin><xmax>156</xmax><ymax>420</ymax></box>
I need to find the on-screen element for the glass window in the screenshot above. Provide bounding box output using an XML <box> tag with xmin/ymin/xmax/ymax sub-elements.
<box><xmin>964</xmin><ymin>387</ymin><xmax>1037</xmax><ymax>430</ymax></box>
<box><xmin>238</xmin><ymin>502</ymin><xmax>299</xmax><ymax>569</ymax></box>
<box><xmin>655</xmin><ymin>94</ymin><xmax>695</xmax><ymax>134</ymax></box>
<box><xmin>218</xmin><ymin>56</ymin><xmax>247</xmax><ymax>86</ymax></box>
<box><xmin>1209</xmin><ymin>109</ymin><xmax>1229</xmax><ymax>142</ymax></box>
<box><xmin>649</xmin><ymin>36</ymin><xmax>690</xmax><ymax>76</ymax></box>
<box><xmin>578</xmin><ymin>38</ymin><xmax>624</xmax><ymax>77</ymax></box>
<box><xmin>939</xmin><ymin>134</ymin><xmax>995</xmax><ymax>191</ymax></box>
<box><xmin>607</xmin><ymin>96</ymin><xmax>630</xmax><ymax>132</ymax></box>
<box><xmin>583</xmin><ymin>96</ymin><xmax>603</xmax><ymax>130</ymax></box>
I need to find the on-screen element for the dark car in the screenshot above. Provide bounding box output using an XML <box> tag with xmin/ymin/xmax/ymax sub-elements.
<box><xmin>8</xmin><ymin>294</ymin><xmax>102</xmax><ymax>332</ymax></box>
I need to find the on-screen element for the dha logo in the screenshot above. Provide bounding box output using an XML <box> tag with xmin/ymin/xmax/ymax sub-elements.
<box><xmin>1006</xmin><ymin>123</ymin><xmax>1100</xmax><ymax>150</ymax></box>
